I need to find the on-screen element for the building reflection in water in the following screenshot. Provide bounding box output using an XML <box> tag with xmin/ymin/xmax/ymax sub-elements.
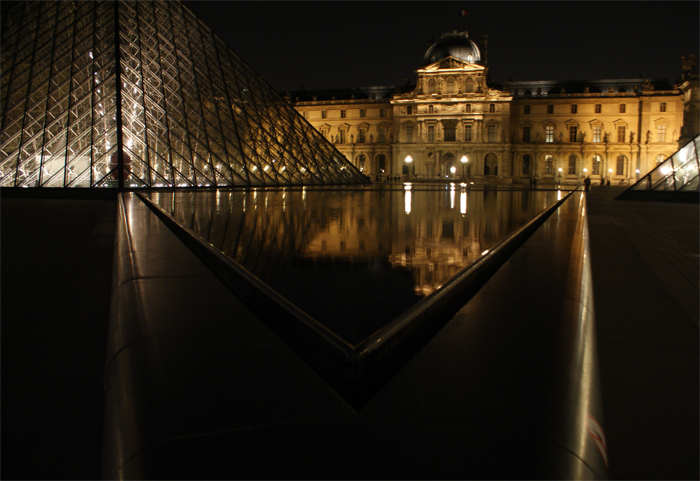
<box><xmin>148</xmin><ymin>187</ymin><xmax>557</xmax><ymax>344</ymax></box>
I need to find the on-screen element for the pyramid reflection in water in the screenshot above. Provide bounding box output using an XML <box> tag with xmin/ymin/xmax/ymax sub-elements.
<box><xmin>1</xmin><ymin>1</ymin><xmax>366</xmax><ymax>188</ymax></box>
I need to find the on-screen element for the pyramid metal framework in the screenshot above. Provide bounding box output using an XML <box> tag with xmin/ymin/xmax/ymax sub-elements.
<box><xmin>628</xmin><ymin>135</ymin><xmax>700</xmax><ymax>192</ymax></box>
<box><xmin>0</xmin><ymin>0</ymin><xmax>367</xmax><ymax>188</ymax></box>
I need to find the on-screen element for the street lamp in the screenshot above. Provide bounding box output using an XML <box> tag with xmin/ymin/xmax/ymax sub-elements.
<box><xmin>460</xmin><ymin>155</ymin><xmax>468</xmax><ymax>180</ymax></box>
<box><xmin>450</xmin><ymin>165</ymin><xmax>456</xmax><ymax>179</ymax></box>
<box><xmin>405</xmin><ymin>155</ymin><xmax>413</xmax><ymax>179</ymax></box>
<box><xmin>557</xmin><ymin>167</ymin><xmax>563</xmax><ymax>188</ymax></box>
<box><xmin>608</xmin><ymin>168</ymin><xmax>613</xmax><ymax>184</ymax></box>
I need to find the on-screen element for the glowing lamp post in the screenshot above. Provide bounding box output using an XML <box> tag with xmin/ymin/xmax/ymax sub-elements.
<box><xmin>460</xmin><ymin>155</ymin><xmax>468</xmax><ymax>180</ymax></box>
<box><xmin>557</xmin><ymin>167</ymin><xmax>563</xmax><ymax>188</ymax></box>
<box><xmin>405</xmin><ymin>155</ymin><xmax>413</xmax><ymax>178</ymax></box>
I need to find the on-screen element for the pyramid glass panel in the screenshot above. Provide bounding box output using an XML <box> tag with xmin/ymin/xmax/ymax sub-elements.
<box><xmin>629</xmin><ymin>135</ymin><xmax>700</xmax><ymax>192</ymax></box>
<box><xmin>0</xmin><ymin>0</ymin><xmax>366</xmax><ymax>188</ymax></box>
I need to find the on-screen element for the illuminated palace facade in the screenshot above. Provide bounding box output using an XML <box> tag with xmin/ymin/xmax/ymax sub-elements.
<box><xmin>288</xmin><ymin>31</ymin><xmax>694</xmax><ymax>184</ymax></box>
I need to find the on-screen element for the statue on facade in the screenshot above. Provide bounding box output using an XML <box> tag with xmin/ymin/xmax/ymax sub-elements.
<box><xmin>629</xmin><ymin>132</ymin><xmax>635</xmax><ymax>143</ymax></box>
<box><xmin>646</xmin><ymin>130</ymin><xmax>651</xmax><ymax>143</ymax></box>
<box><xmin>369</xmin><ymin>134</ymin><xmax>373</xmax><ymax>144</ymax></box>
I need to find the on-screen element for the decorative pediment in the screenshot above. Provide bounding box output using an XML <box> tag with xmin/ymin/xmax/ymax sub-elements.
<box><xmin>420</xmin><ymin>56</ymin><xmax>485</xmax><ymax>73</ymax></box>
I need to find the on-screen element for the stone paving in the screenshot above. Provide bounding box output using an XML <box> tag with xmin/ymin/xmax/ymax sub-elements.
<box><xmin>585</xmin><ymin>186</ymin><xmax>699</xmax><ymax>480</ymax></box>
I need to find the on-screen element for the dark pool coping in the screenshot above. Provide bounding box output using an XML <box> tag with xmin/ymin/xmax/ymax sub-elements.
<box><xmin>102</xmin><ymin>189</ymin><xmax>606</xmax><ymax>479</ymax></box>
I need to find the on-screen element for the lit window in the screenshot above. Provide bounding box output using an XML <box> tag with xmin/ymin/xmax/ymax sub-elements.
<box><xmin>569</xmin><ymin>125</ymin><xmax>578</xmax><ymax>142</ymax></box>
<box><xmin>489</xmin><ymin>103</ymin><xmax>496</xmax><ymax>113</ymax></box>
<box><xmin>619</xmin><ymin>104</ymin><xmax>626</xmax><ymax>113</ymax></box>
<box><xmin>595</xmin><ymin>104</ymin><xmax>601</xmax><ymax>113</ymax></box>
<box><xmin>524</xmin><ymin>105</ymin><xmax>530</xmax><ymax>114</ymax></box>
<box><xmin>341</xmin><ymin>110</ymin><xmax>346</xmax><ymax>118</ymax></box>
<box><xmin>568</xmin><ymin>155</ymin><xmax>577</xmax><ymax>175</ymax></box>
<box><xmin>464</xmin><ymin>124</ymin><xmax>472</xmax><ymax>142</ymax></box>
<box><xmin>544</xmin><ymin>155</ymin><xmax>553</xmax><ymax>174</ymax></box>
<box><xmin>592</xmin><ymin>155</ymin><xmax>601</xmax><ymax>175</ymax></box>
<box><xmin>321</xmin><ymin>110</ymin><xmax>327</xmax><ymax>119</ymax></box>
<box><xmin>657</xmin><ymin>125</ymin><xmax>666</xmax><ymax>142</ymax></box>
<box><xmin>428</xmin><ymin>125</ymin><xmax>435</xmax><ymax>141</ymax></box>
<box><xmin>360</xmin><ymin>109</ymin><xmax>366</xmax><ymax>117</ymax></box>
<box><xmin>593</xmin><ymin>125</ymin><xmax>601</xmax><ymax>143</ymax></box>
<box><xmin>660</xmin><ymin>102</ymin><xmax>666</xmax><ymax>112</ymax></box>
<box><xmin>405</xmin><ymin>125</ymin><xmax>413</xmax><ymax>142</ymax></box>
<box><xmin>571</xmin><ymin>104</ymin><xmax>577</xmax><ymax>114</ymax></box>
<box><xmin>523</xmin><ymin>126</ymin><xmax>531</xmax><ymax>143</ymax></box>
<box><xmin>656</xmin><ymin>154</ymin><xmax>665</xmax><ymax>163</ymax></box>
<box><xmin>617</xmin><ymin>126</ymin><xmax>626</xmax><ymax>143</ymax></box>
<box><xmin>547</xmin><ymin>105</ymin><xmax>554</xmax><ymax>114</ymax></box>
<box><xmin>616</xmin><ymin>155</ymin><xmax>625</xmax><ymax>175</ymax></box>
<box><xmin>488</xmin><ymin>124</ymin><xmax>496</xmax><ymax>142</ymax></box>
<box><xmin>545</xmin><ymin>125</ymin><xmax>554</xmax><ymax>143</ymax></box>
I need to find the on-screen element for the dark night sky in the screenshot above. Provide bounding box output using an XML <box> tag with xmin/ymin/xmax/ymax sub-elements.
<box><xmin>184</xmin><ymin>1</ymin><xmax>699</xmax><ymax>92</ymax></box>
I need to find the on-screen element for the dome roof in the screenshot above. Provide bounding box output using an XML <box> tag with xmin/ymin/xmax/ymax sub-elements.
<box><xmin>424</xmin><ymin>31</ymin><xmax>481</xmax><ymax>65</ymax></box>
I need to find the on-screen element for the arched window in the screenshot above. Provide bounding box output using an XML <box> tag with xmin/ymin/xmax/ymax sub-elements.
<box><xmin>592</xmin><ymin>155</ymin><xmax>601</xmax><ymax>175</ymax></box>
<box><xmin>429</xmin><ymin>105</ymin><xmax>434</xmax><ymax>113</ymax></box>
<box><xmin>466</xmin><ymin>104</ymin><xmax>472</xmax><ymax>113</ymax></box>
<box><xmin>489</xmin><ymin>103</ymin><xmax>496</xmax><ymax>113</ymax></box>
<box><xmin>544</xmin><ymin>155</ymin><xmax>553</xmax><ymax>175</ymax></box>
<box><xmin>465</xmin><ymin>77</ymin><xmax>474</xmax><ymax>93</ymax></box>
<box><xmin>428</xmin><ymin>79</ymin><xmax>436</xmax><ymax>94</ymax></box>
<box><xmin>484</xmin><ymin>153</ymin><xmax>498</xmax><ymax>176</ymax></box>
<box><xmin>522</xmin><ymin>155</ymin><xmax>531</xmax><ymax>175</ymax></box>
<box><xmin>568</xmin><ymin>155</ymin><xmax>577</xmax><ymax>175</ymax></box>
<box><xmin>657</xmin><ymin>154</ymin><xmax>666</xmax><ymax>163</ymax></box>
<box><xmin>358</xmin><ymin>154</ymin><xmax>366</xmax><ymax>172</ymax></box>
<box><xmin>446</xmin><ymin>78</ymin><xmax>455</xmax><ymax>94</ymax></box>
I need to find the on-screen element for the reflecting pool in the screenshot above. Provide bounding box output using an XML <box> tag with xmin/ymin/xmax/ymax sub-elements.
<box><xmin>147</xmin><ymin>185</ymin><xmax>559</xmax><ymax>344</ymax></box>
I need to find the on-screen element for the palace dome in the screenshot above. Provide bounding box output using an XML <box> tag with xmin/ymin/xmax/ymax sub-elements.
<box><xmin>423</xmin><ymin>31</ymin><xmax>481</xmax><ymax>65</ymax></box>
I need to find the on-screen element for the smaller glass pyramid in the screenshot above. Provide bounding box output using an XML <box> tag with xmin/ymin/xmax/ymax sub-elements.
<box><xmin>0</xmin><ymin>0</ymin><xmax>367</xmax><ymax>188</ymax></box>
<box><xmin>629</xmin><ymin>135</ymin><xmax>700</xmax><ymax>192</ymax></box>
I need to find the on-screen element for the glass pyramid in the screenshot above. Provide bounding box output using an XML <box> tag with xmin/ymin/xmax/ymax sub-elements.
<box><xmin>1</xmin><ymin>1</ymin><xmax>367</xmax><ymax>188</ymax></box>
<box><xmin>629</xmin><ymin>135</ymin><xmax>700</xmax><ymax>192</ymax></box>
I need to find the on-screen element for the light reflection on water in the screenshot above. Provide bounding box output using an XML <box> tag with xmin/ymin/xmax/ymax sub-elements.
<box><xmin>148</xmin><ymin>187</ymin><xmax>557</xmax><ymax>344</ymax></box>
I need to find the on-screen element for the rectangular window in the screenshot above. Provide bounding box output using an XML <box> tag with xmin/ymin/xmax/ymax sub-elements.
<box><xmin>595</xmin><ymin>104</ymin><xmax>601</xmax><ymax>113</ymax></box>
<box><xmin>616</xmin><ymin>156</ymin><xmax>625</xmax><ymax>175</ymax></box>
<box><xmin>303</xmin><ymin>111</ymin><xmax>308</xmax><ymax>118</ymax></box>
<box><xmin>523</xmin><ymin>126</ymin><xmax>531</xmax><ymax>143</ymax></box>
<box><xmin>339</xmin><ymin>130</ymin><xmax>346</xmax><ymax>144</ymax></box>
<box><xmin>593</xmin><ymin>125</ymin><xmax>601</xmax><ymax>143</ymax></box>
<box><xmin>658</xmin><ymin>125</ymin><xmax>666</xmax><ymax>142</ymax></box>
<box><xmin>660</xmin><ymin>102</ymin><xmax>666</xmax><ymax>112</ymax></box>
<box><xmin>340</xmin><ymin>110</ymin><xmax>346</xmax><ymax>118</ymax></box>
<box><xmin>321</xmin><ymin>110</ymin><xmax>327</xmax><ymax>119</ymax></box>
<box><xmin>569</xmin><ymin>126</ymin><xmax>578</xmax><ymax>142</ymax></box>
<box><xmin>444</xmin><ymin>124</ymin><xmax>456</xmax><ymax>141</ymax></box>
<box><xmin>524</xmin><ymin>105</ymin><xmax>530</xmax><ymax>114</ymax></box>
<box><xmin>378</xmin><ymin>128</ymin><xmax>386</xmax><ymax>143</ymax></box>
<box><xmin>592</xmin><ymin>157</ymin><xmax>600</xmax><ymax>175</ymax></box>
<box><xmin>568</xmin><ymin>156</ymin><xmax>576</xmax><ymax>175</ymax></box>
<box><xmin>360</xmin><ymin>109</ymin><xmax>366</xmax><ymax>118</ymax></box>
<box><xmin>358</xmin><ymin>129</ymin><xmax>366</xmax><ymax>143</ymax></box>
<box><xmin>544</xmin><ymin>156</ymin><xmax>553</xmax><ymax>174</ymax></box>
<box><xmin>405</xmin><ymin>125</ymin><xmax>413</xmax><ymax>142</ymax></box>
<box><xmin>571</xmin><ymin>104</ymin><xmax>577</xmax><ymax>114</ymax></box>
<box><xmin>619</xmin><ymin>104</ymin><xmax>626</xmax><ymax>113</ymax></box>
<box><xmin>487</xmin><ymin>124</ymin><xmax>496</xmax><ymax>142</ymax></box>
<box><xmin>547</xmin><ymin>105</ymin><xmax>554</xmax><ymax>114</ymax></box>
<box><xmin>617</xmin><ymin>126</ymin><xmax>626</xmax><ymax>143</ymax></box>
<box><xmin>464</xmin><ymin>124</ymin><xmax>472</xmax><ymax>142</ymax></box>
<box><xmin>427</xmin><ymin>125</ymin><xmax>435</xmax><ymax>142</ymax></box>
<box><xmin>380</xmin><ymin>108</ymin><xmax>386</xmax><ymax>117</ymax></box>
<box><xmin>545</xmin><ymin>125</ymin><xmax>554</xmax><ymax>143</ymax></box>
<box><xmin>407</xmin><ymin>106</ymin><xmax>413</xmax><ymax>115</ymax></box>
